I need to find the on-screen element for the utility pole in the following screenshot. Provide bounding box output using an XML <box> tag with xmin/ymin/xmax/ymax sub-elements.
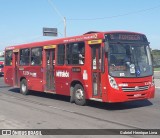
<box><xmin>64</xmin><ymin>17</ymin><xmax>66</xmax><ymax>37</ymax></box>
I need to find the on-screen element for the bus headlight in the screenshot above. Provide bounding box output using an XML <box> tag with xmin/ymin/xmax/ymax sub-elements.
<box><xmin>108</xmin><ymin>75</ymin><xmax>119</xmax><ymax>90</ymax></box>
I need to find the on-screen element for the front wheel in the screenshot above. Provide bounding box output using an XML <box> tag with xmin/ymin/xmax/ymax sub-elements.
<box><xmin>20</xmin><ymin>79</ymin><xmax>29</xmax><ymax>95</ymax></box>
<box><xmin>74</xmin><ymin>84</ymin><xmax>86</xmax><ymax>106</ymax></box>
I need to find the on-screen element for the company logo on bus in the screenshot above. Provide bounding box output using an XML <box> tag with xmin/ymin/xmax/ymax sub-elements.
<box><xmin>135</xmin><ymin>86</ymin><xmax>140</xmax><ymax>91</ymax></box>
<box><xmin>56</xmin><ymin>70</ymin><xmax>69</xmax><ymax>78</ymax></box>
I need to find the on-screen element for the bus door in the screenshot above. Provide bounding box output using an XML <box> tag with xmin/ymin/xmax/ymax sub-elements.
<box><xmin>13</xmin><ymin>49</ymin><xmax>19</xmax><ymax>86</ymax></box>
<box><xmin>91</xmin><ymin>44</ymin><xmax>102</xmax><ymax>99</ymax></box>
<box><xmin>45</xmin><ymin>46</ymin><xmax>56</xmax><ymax>91</ymax></box>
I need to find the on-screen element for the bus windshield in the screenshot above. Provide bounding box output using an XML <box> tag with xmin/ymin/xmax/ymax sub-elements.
<box><xmin>108</xmin><ymin>43</ymin><xmax>153</xmax><ymax>78</ymax></box>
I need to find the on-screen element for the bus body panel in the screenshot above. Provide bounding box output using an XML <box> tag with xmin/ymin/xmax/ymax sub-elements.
<box><xmin>4</xmin><ymin>66</ymin><xmax>13</xmax><ymax>86</ymax></box>
<box><xmin>25</xmin><ymin>66</ymin><xmax>43</xmax><ymax>92</ymax></box>
<box><xmin>54</xmin><ymin>66</ymin><xmax>71</xmax><ymax>96</ymax></box>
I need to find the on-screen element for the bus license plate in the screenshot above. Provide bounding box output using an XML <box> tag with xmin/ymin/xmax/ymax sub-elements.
<box><xmin>134</xmin><ymin>94</ymin><xmax>141</xmax><ymax>97</ymax></box>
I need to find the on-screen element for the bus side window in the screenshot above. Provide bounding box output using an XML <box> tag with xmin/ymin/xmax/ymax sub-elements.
<box><xmin>5</xmin><ymin>50</ymin><xmax>13</xmax><ymax>66</ymax></box>
<box><xmin>31</xmin><ymin>47</ymin><xmax>42</xmax><ymax>66</ymax></box>
<box><xmin>20</xmin><ymin>49</ymin><xmax>30</xmax><ymax>65</ymax></box>
<box><xmin>66</xmin><ymin>42</ymin><xmax>85</xmax><ymax>65</ymax></box>
<box><xmin>57</xmin><ymin>44</ymin><xmax>65</xmax><ymax>65</ymax></box>
<box><xmin>78</xmin><ymin>43</ymin><xmax>85</xmax><ymax>65</ymax></box>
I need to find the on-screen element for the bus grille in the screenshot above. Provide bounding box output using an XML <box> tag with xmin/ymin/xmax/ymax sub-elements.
<box><xmin>122</xmin><ymin>85</ymin><xmax>149</xmax><ymax>92</ymax></box>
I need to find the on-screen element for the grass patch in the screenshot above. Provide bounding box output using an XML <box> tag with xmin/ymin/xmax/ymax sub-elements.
<box><xmin>154</xmin><ymin>68</ymin><xmax>160</xmax><ymax>71</ymax></box>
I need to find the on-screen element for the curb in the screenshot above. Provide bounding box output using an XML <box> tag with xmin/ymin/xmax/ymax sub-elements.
<box><xmin>154</xmin><ymin>71</ymin><xmax>160</xmax><ymax>73</ymax></box>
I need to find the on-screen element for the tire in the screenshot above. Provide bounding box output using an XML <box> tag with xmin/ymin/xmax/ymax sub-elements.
<box><xmin>70</xmin><ymin>86</ymin><xmax>75</xmax><ymax>103</ymax></box>
<box><xmin>74</xmin><ymin>84</ymin><xmax>86</xmax><ymax>106</ymax></box>
<box><xmin>20</xmin><ymin>79</ymin><xmax>29</xmax><ymax>95</ymax></box>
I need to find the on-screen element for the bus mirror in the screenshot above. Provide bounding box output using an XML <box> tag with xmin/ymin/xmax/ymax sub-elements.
<box><xmin>104</xmin><ymin>42</ymin><xmax>109</xmax><ymax>52</ymax></box>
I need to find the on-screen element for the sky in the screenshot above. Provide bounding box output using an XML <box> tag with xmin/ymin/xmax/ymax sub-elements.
<box><xmin>0</xmin><ymin>0</ymin><xmax>160</xmax><ymax>51</ymax></box>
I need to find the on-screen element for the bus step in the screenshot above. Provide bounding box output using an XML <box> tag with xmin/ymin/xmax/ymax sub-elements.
<box><xmin>44</xmin><ymin>91</ymin><xmax>56</xmax><ymax>94</ymax></box>
<box><xmin>90</xmin><ymin>98</ymin><xmax>102</xmax><ymax>102</ymax></box>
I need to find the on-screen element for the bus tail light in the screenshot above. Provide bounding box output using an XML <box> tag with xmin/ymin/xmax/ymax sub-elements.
<box><xmin>108</xmin><ymin>75</ymin><xmax>119</xmax><ymax>90</ymax></box>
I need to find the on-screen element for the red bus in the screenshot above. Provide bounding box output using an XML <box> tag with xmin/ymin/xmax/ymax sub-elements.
<box><xmin>4</xmin><ymin>31</ymin><xmax>155</xmax><ymax>105</ymax></box>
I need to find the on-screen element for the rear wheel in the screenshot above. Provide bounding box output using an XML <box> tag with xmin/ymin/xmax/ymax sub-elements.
<box><xmin>20</xmin><ymin>79</ymin><xmax>29</xmax><ymax>95</ymax></box>
<box><xmin>70</xmin><ymin>86</ymin><xmax>74</xmax><ymax>103</ymax></box>
<box><xmin>74</xmin><ymin>84</ymin><xmax>86</xmax><ymax>106</ymax></box>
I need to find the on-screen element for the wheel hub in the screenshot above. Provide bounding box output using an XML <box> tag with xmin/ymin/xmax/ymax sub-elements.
<box><xmin>75</xmin><ymin>89</ymin><xmax>84</xmax><ymax>100</ymax></box>
<box><xmin>22</xmin><ymin>84</ymin><xmax>26</xmax><ymax>92</ymax></box>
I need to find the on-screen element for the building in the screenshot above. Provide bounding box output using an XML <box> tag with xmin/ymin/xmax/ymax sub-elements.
<box><xmin>0</xmin><ymin>51</ymin><xmax>4</xmax><ymax>57</ymax></box>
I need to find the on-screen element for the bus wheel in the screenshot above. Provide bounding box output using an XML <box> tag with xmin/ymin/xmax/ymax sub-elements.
<box><xmin>74</xmin><ymin>84</ymin><xmax>86</xmax><ymax>106</ymax></box>
<box><xmin>20</xmin><ymin>79</ymin><xmax>29</xmax><ymax>95</ymax></box>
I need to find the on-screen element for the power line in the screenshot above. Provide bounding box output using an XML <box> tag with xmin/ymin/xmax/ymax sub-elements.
<box><xmin>68</xmin><ymin>4</ymin><xmax>160</xmax><ymax>21</ymax></box>
<box><xmin>47</xmin><ymin>0</ymin><xmax>66</xmax><ymax>37</ymax></box>
<box><xmin>47</xmin><ymin>0</ymin><xmax>64</xmax><ymax>20</ymax></box>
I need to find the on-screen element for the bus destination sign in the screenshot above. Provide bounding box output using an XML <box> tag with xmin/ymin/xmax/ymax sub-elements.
<box><xmin>118</xmin><ymin>34</ymin><xmax>141</xmax><ymax>41</ymax></box>
<box><xmin>106</xmin><ymin>33</ymin><xmax>147</xmax><ymax>42</ymax></box>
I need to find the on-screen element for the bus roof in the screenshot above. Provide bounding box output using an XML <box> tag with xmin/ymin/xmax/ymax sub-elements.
<box><xmin>5</xmin><ymin>31</ymin><xmax>145</xmax><ymax>50</ymax></box>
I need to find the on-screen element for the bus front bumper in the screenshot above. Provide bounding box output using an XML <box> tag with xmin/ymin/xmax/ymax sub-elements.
<box><xmin>107</xmin><ymin>86</ymin><xmax>155</xmax><ymax>103</ymax></box>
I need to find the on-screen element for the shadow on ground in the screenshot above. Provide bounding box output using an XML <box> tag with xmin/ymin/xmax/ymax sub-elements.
<box><xmin>8</xmin><ymin>88</ymin><xmax>153</xmax><ymax>111</ymax></box>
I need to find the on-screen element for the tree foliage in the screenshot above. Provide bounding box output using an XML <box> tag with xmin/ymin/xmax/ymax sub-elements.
<box><xmin>151</xmin><ymin>49</ymin><xmax>160</xmax><ymax>67</ymax></box>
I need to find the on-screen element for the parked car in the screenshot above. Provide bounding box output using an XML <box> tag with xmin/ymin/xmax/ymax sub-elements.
<box><xmin>0</xmin><ymin>62</ymin><xmax>4</xmax><ymax>76</ymax></box>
